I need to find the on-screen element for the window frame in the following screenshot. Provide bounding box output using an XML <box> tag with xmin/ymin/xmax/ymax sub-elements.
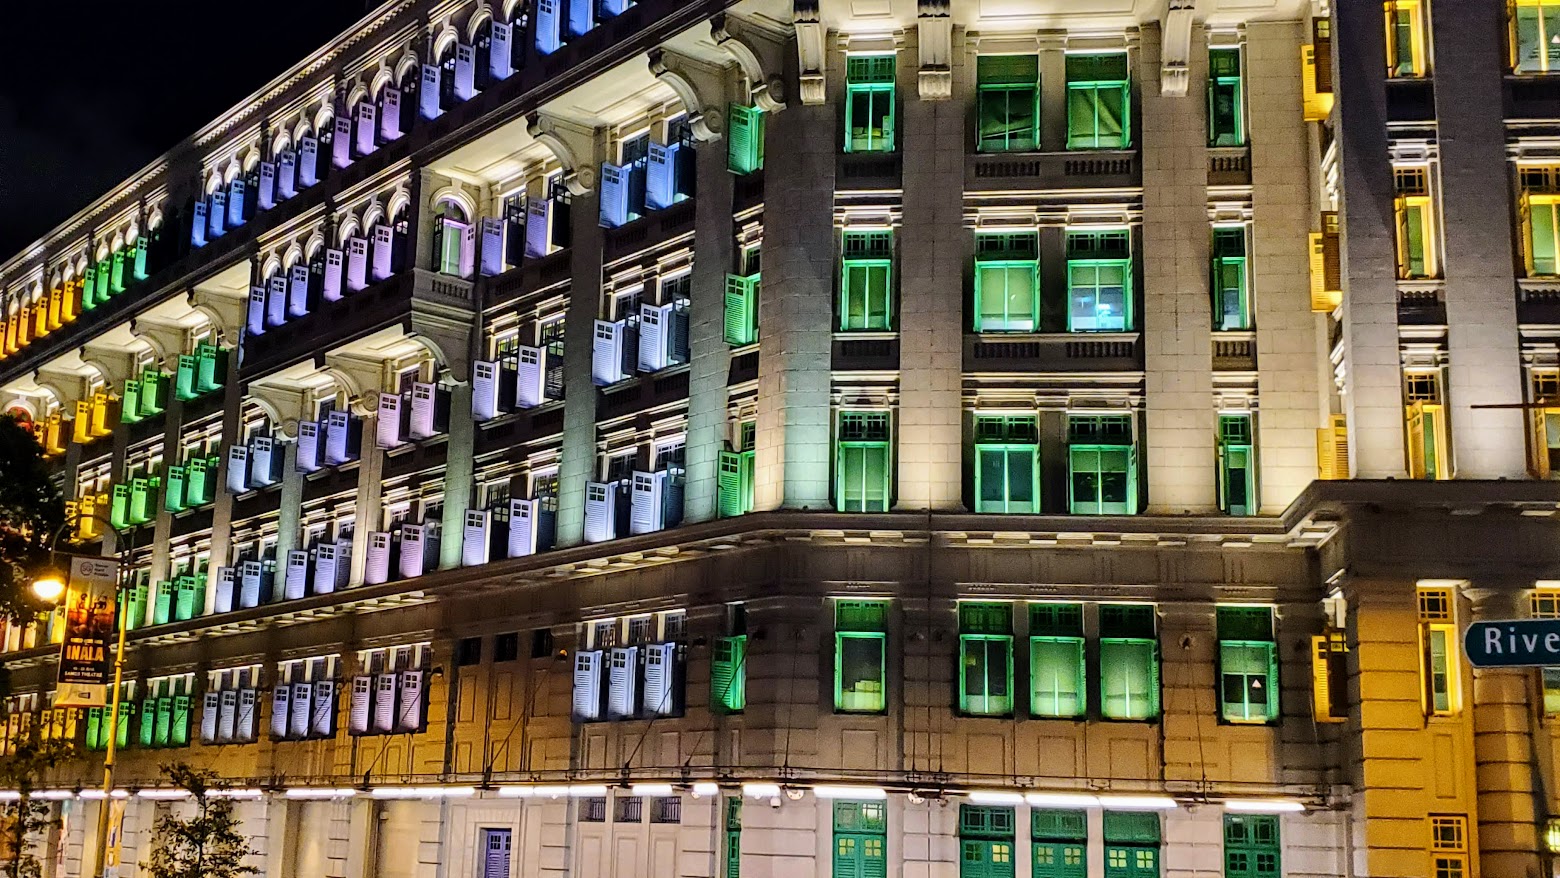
<box><xmin>835</xmin><ymin>601</ymin><xmax>889</xmax><ymax>714</ymax></box>
<box><xmin>1222</xmin><ymin>813</ymin><xmax>1280</xmax><ymax>878</ymax></box>
<box><xmin>1098</xmin><ymin>605</ymin><xmax>1160</xmax><ymax>722</ymax></box>
<box><xmin>1215</xmin><ymin>606</ymin><xmax>1279</xmax><ymax>725</ymax></box>
<box><xmin>1207</xmin><ymin>47</ymin><xmax>1245</xmax><ymax>147</ymax></box>
<box><xmin>1514</xmin><ymin>0</ymin><xmax>1560</xmax><ymax>73</ymax></box>
<box><xmin>844</xmin><ymin>55</ymin><xmax>897</xmax><ymax>154</ymax></box>
<box><xmin>1211</xmin><ymin>226</ymin><xmax>1250</xmax><ymax>331</ymax></box>
<box><xmin>1417</xmin><ymin>587</ymin><xmax>1460</xmax><ymax>717</ymax></box>
<box><xmin>1216</xmin><ymin>413</ymin><xmax>1256</xmax><ymax>516</ymax></box>
<box><xmin>1385</xmin><ymin>0</ymin><xmax>1430</xmax><ymax>78</ymax></box>
<box><xmin>839</xmin><ymin>231</ymin><xmax>895</xmax><ymax>331</ymax></box>
<box><xmin>1029</xmin><ymin>603</ymin><xmax>1086</xmax><ymax>720</ymax></box>
<box><xmin>1065</xmin><ymin>52</ymin><xmax>1132</xmax><ymax>150</ymax></box>
<box><xmin>958</xmin><ymin>602</ymin><xmax>1015</xmax><ymax>717</ymax></box>
<box><xmin>835</xmin><ymin>411</ymin><xmax>892</xmax><ymax>513</ymax></box>
<box><xmin>975</xmin><ymin>55</ymin><xmax>1040</xmax><ymax>153</ymax></box>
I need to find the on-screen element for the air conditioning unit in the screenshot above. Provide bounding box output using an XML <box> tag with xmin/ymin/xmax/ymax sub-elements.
<box><xmin>269</xmin><ymin>685</ymin><xmax>290</xmax><ymax>739</ymax></box>
<box><xmin>348</xmin><ymin>675</ymin><xmax>372</xmax><ymax>735</ymax></box>
<box><xmin>371</xmin><ymin>225</ymin><xmax>395</xmax><ymax>281</ymax></box>
<box><xmin>324</xmin><ymin>411</ymin><xmax>361</xmax><ymax>465</ymax></box>
<box><xmin>288</xmin><ymin>264</ymin><xmax>312</xmax><ymax>318</ymax></box>
<box><xmin>322</xmin><ymin>248</ymin><xmax>345</xmax><ymax>301</ymax></box>
<box><xmin>462</xmin><ymin>510</ymin><xmax>490</xmax><ymax>567</ymax></box>
<box><xmin>250</xmin><ymin>437</ymin><xmax>283</xmax><ymax>486</ymax></box>
<box><xmin>364</xmin><ymin>532</ymin><xmax>392</xmax><ymax>585</ymax></box>
<box><xmin>354</xmin><ymin>101</ymin><xmax>377</xmax><ymax>156</ymax></box>
<box><xmin>246</xmin><ymin>286</ymin><xmax>266</xmax><ymax>336</ymax></box>
<box><xmin>289</xmin><ymin>680</ymin><xmax>312</xmax><ymax>739</ymax></box>
<box><xmin>409</xmin><ymin>383</ymin><xmax>450</xmax><ymax>439</ymax></box>
<box><xmin>213</xmin><ymin>567</ymin><xmax>235</xmax><ymax>614</ymax></box>
<box><xmin>266</xmin><ymin>275</ymin><xmax>287</xmax><ymax>328</ymax></box>
<box><xmin>283</xmin><ymin>551</ymin><xmax>310</xmax><ymax>601</ymax></box>
<box><xmin>238</xmin><ymin>561</ymin><xmax>266</xmax><ymax>608</ymax></box>
<box><xmin>346</xmin><ymin>237</ymin><xmax>369</xmax><ymax>291</ymax></box>
<box><xmin>310</xmin><ymin>679</ymin><xmax>336</xmax><ymax>738</ymax></box>
<box><xmin>296</xmin><ymin>422</ymin><xmax>322</xmax><ymax>473</ymax></box>
<box><xmin>376</xmin><ymin>393</ymin><xmax>405</xmax><ymax>449</ymax></box>
<box><xmin>396</xmin><ymin>669</ymin><xmax>426</xmax><ymax>732</ymax></box>
<box><xmin>607</xmin><ymin>646</ymin><xmax>640</xmax><ymax>719</ymax></box>
<box><xmin>373</xmin><ymin>672</ymin><xmax>398</xmax><ymax>733</ymax></box>
<box><xmin>642</xmin><ymin>642</ymin><xmax>680</xmax><ymax>717</ymax></box>
<box><xmin>591</xmin><ymin>319</ymin><xmax>637</xmax><ymax>385</ymax></box>
<box><xmin>380</xmin><ymin>88</ymin><xmax>403</xmax><ymax>141</ymax></box>
<box><xmin>313</xmin><ymin>542</ymin><xmax>348</xmax><ymax>595</ymax></box>
<box><xmin>572</xmin><ymin>650</ymin><xmax>603</xmax><ymax>721</ymax></box>
<box><xmin>332</xmin><ymin>115</ymin><xmax>353</xmax><ymax>169</ymax></box>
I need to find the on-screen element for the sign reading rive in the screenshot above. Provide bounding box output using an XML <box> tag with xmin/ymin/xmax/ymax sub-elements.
<box><xmin>1464</xmin><ymin>619</ymin><xmax>1560</xmax><ymax>668</ymax></box>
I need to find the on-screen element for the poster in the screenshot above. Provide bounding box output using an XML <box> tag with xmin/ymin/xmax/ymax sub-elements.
<box><xmin>53</xmin><ymin>557</ymin><xmax>118</xmax><ymax>708</ymax></box>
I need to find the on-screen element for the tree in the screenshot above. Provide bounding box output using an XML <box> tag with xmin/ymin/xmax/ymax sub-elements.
<box><xmin>0</xmin><ymin>414</ymin><xmax>64</xmax><ymax>624</ymax></box>
<box><xmin>140</xmin><ymin>764</ymin><xmax>258</xmax><ymax>878</ymax></box>
<box><xmin>0</xmin><ymin>724</ymin><xmax>76</xmax><ymax>878</ymax></box>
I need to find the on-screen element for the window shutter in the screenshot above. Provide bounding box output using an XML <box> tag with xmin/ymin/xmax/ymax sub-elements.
<box><xmin>724</xmin><ymin>274</ymin><xmax>753</xmax><ymax>346</ymax></box>
<box><xmin>712</xmin><ymin>634</ymin><xmax>747</xmax><ymax>712</ymax></box>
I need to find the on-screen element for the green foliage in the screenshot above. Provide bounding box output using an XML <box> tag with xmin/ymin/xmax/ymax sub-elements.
<box><xmin>141</xmin><ymin>764</ymin><xmax>258</xmax><ymax>878</ymax></box>
<box><xmin>0</xmin><ymin>415</ymin><xmax>63</xmax><ymax>624</ymax></box>
<box><xmin>0</xmin><ymin>724</ymin><xmax>77</xmax><ymax>878</ymax></box>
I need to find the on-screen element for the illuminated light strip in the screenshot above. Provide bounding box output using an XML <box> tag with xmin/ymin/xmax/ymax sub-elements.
<box><xmin>690</xmin><ymin>782</ymin><xmax>720</xmax><ymax>798</ymax></box>
<box><xmin>371</xmin><ymin>786</ymin><xmax>476</xmax><ymax>799</ymax></box>
<box><xmin>283</xmin><ymin>788</ymin><xmax>357</xmax><ymax>799</ymax></box>
<box><xmin>629</xmin><ymin>784</ymin><xmax>675</xmax><ymax>797</ymax></box>
<box><xmin>0</xmin><ymin>792</ymin><xmax>19</xmax><ymax>802</ymax></box>
<box><xmin>31</xmin><ymin>791</ymin><xmax>75</xmax><ymax>801</ymax></box>
<box><xmin>206</xmin><ymin>789</ymin><xmax>265</xmax><ymax>800</ymax></box>
<box><xmin>812</xmin><ymin>785</ymin><xmax>888</xmax><ymax>800</ymax></box>
<box><xmin>137</xmin><ymin>789</ymin><xmax>191</xmax><ymax>800</ymax></box>
<box><xmin>1024</xmin><ymin>793</ymin><xmax>1101</xmax><ymax>808</ymax></box>
<box><xmin>79</xmin><ymin>790</ymin><xmax>130</xmax><ymax>800</ymax></box>
<box><xmin>1095</xmin><ymin>795</ymin><xmax>1178</xmax><ymax>811</ymax></box>
<box><xmin>742</xmin><ymin>783</ymin><xmax>781</xmax><ymax>799</ymax></box>
<box><xmin>966</xmin><ymin>791</ymin><xmax>1025</xmax><ymax>805</ymax></box>
<box><xmin>1223</xmin><ymin>799</ymin><xmax>1305</xmax><ymax>813</ymax></box>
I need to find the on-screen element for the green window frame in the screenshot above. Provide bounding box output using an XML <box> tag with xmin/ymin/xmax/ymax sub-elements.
<box><xmin>959</xmin><ymin>602</ymin><xmax>1014</xmax><ymax>717</ymax></box>
<box><xmin>1217</xmin><ymin>606</ymin><xmax>1278</xmax><ymax>723</ymax></box>
<box><xmin>1223</xmin><ymin>814</ymin><xmax>1279</xmax><ymax>878</ymax></box>
<box><xmin>1217</xmin><ymin>414</ymin><xmax>1256</xmax><ymax>516</ymax></box>
<box><xmin>974</xmin><ymin>233</ymin><xmax>1039</xmax><ymax>332</ymax></box>
<box><xmin>712</xmin><ymin>634</ymin><xmax>748</xmax><ymax>713</ymax></box>
<box><xmin>833</xmin><ymin>801</ymin><xmax>887</xmax><ymax>878</ymax></box>
<box><xmin>845</xmin><ymin>55</ymin><xmax>896</xmax><ymax>153</ymax></box>
<box><xmin>1066</xmin><ymin>231</ymin><xmax>1132</xmax><ymax>332</ymax></box>
<box><xmin>835</xmin><ymin>600</ymin><xmax>889</xmax><ymax>714</ymax></box>
<box><xmin>718</xmin><ymin>421</ymin><xmax>757</xmax><ymax>518</ymax></box>
<box><xmin>974</xmin><ymin>415</ymin><xmax>1039</xmax><ymax>513</ymax></box>
<box><xmin>976</xmin><ymin>55</ymin><xmax>1039</xmax><ymax>153</ymax></box>
<box><xmin>959</xmin><ymin>805</ymin><xmax>1016</xmax><ymax>878</ymax></box>
<box><xmin>727</xmin><ymin>103</ymin><xmax>766</xmax><ymax>174</ymax></box>
<box><xmin>840</xmin><ymin>230</ymin><xmax>894</xmax><ymax>331</ymax></box>
<box><xmin>836</xmin><ymin>411</ymin><xmax>892</xmax><ymax>513</ymax></box>
<box><xmin>1529</xmin><ymin>197</ymin><xmax>1560</xmax><ymax>277</ymax></box>
<box><xmin>1032</xmin><ymin>809</ymin><xmax>1087</xmax><ymax>878</ymax></box>
<box><xmin>1030</xmin><ymin>603</ymin><xmax>1086</xmax><ymax>719</ymax></box>
<box><xmin>1208</xmin><ymin>48</ymin><xmax>1244</xmax><ymax>147</ymax></box>
<box><xmin>1098</xmin><ymin>605</ymin><xmax>1160</xmax><ymax>721</ymax></box>
<box><xmin>1103</xmin><ymin>810</ymin><xmax>1161</xmax><ymax>878</ymax></box>
<box><xmin>724</xmin><ymin>272</ymin><xmax>760</xmax><ymax>346</ymax></box>
<box><xmin>724</xmin><ymin>798</ymin><xmax>742</xmax><ymax>878</ymax></box>
<box><xmin>1066</xmin><ymin>53</ymin><xmax>1131</xmax><ymax>149</ymax></box>
<box><xmin>1211</xmin><ymin>227</ymin><xmax>1249</xmax><ymax>331</ymax></box>
<box><xmin>1067</xmin><ymin>415</ymin><xmax>1137</xmax><ymax>515</ymax></box>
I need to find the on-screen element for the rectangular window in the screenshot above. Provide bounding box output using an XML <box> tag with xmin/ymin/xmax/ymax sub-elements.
<box><xmin>1533</xmin><ymin>588</ymin><xmax>1560</xmax><ymax>714</ymax></box>
<box><xmin>1216</xmin><ymin>606</ymin><xmax>1278</xmax><ymax>724</ymax></box>
<box><xmin>1098</xmin><ymin>605</ymin><xmax>1159</xmax><ymax>721</ymax></box>
<box><xmin>1223</xmin><ymin>814</ymin><xmax>1279</xmax><ymax>878</ymax></box>
<box><xmin>840</xmin><ymin>230</ymin><xmax>894</xmax><ymax>331</ymax></box>
<box><xmin>1066</xmin><ymin>53</ymin><xmax>1131</xmax><ymax>149</ymax></box>
<box><xmin>1515</xmin><ymin>0</ymin><xmax>1560</xmax><ymax>73</ymax></box>
<box><xmin>836</xmin><ymin>411</ymin><xmax>892</xmax><ymax>513</ymax></box>
<box><xmin>1211</xmin><ymin>227</ymin><xmax>1249</xmax><ymax>331</ymax></box>
<box><xmin>713</xmin><ymin>604</ymin><xmax>747</xmax><ymax>713</ymax></box>
<box><xmin>1418</xmin><ymin>586</ymin><xmax>1459</xmax><ymax>716</ymax></box>
<box><xmin>1066</xmin><ymin>230</ymin><xmax>1132</xmax><ymax>332</ymax></box>
<box><xmin>1404</xmin><ymin>371</ymin><xmax>1449</xmax><ymax>480</ymax></box>
<box><xmin>835</xmin><ymin>600</ymin><xmax>888</xmax><ymax>713</ymax></box>
<box><xmin>1430</xmin><ymin>815</ymin><xmax>1468</xmax><ymax>878</ymax></box>
<box><xmin>1208</xmin><ymin>48</ymin><xmax>1244</xmax><ymax>147</ymax></box>
<box><xmin>1385</xmin><ymin>0</ymin><xmax>1429</xmax><ymax>77</ymax></box>
<box><xmin>1102</xmin><ymin>811</ymin><xmax>1160</xmax><ymax>878</ymax></box>
<box><xmin>1311</xmin><ymin>630</ymin><xmax>1348</xmax><ymax>722</ymax></box>
<box><xmin>718</xmin><ymin>421</ymin><xmax>756</xmax><ymax>517</ymax></box>
<box><xmin>724</xmin><ymin>798</ymin><xmax>742</xmax><ymax>878</ymax></box>
<box><xmin>1217</xmin><ymin>414</ymin><xmax>1256</xmax><ymax>516</ymax></box>
<box><xmin>724</xmin><ymin>271</ymin><xmax>760</xmax><ymax>346</ymax></box>
<box><xmin>480</xmin><ymin>829</ymin><xmax>512</xmax><ymax>878</ymax></box>
<box><xmin>1522</xmin><ymin>167</ymin><xmax>1560</xmax><ymax>277</ymax></box>
<box><xmin>727</xmin><ymin>104</ymin><xmax>766</xmax><ymax>174</ymax></box>
<box><xmin>974</xmin><ymin>233</ymin><xmax>1039</xmax><ymax>332</ymax></box>
<box><xmin>1032</xmin><ymin>809</ymin><xmax>1087</xmax><ymax>878</ymax></box>
<box><xmin>845</xmin><ymin>55</ymin><xmax>896</xmax><ymax>153</ymax></box>
<box><xmin>976</xmin><ymin>55</ymin><xmax>1039</xmax><ymax>153</ymax></box>
<box><xmin>959</xmin><ymin>805</ymin><xmax>1016</xmax><ymax>878</ymax></box>
<box><xmin>1030</xmin><ymin>603</ymin><xmax>1085</xmax><ymax>719</ymax></box>
<box><xmin>1067</xmin><ymin>415</ymin><xmax>1137</xmax><ymax>515</ymax></box>
<box><xmin>1531</xmin><ymin>371</ymin><xmax>1560</xmax><ymax>479</ymax></box>
<box><xmin>974</xmin><ymin>415</ymin><xmax>1039</xmax><ymax>513</ymax></box>
<box><xmin>833</xmin><ymin>801</ymin><xmax>887</xmax><ymax>878</ymax></box>
<box><xmin>1393</xmin><ymin>167</ymin><xmax>1438</xmax><ymax>279</ymax></box>
<box><xmin>958</xmin><ymin>602</ymin><xmax>1014</xmax><ymax>717</ymax></box>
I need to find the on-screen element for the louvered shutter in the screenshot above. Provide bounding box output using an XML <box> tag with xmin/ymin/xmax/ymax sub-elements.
<box><xmin>599</xmin><ymin>164</ymin><xmax>629</xmax><ymax>227</ymax></box>
<box><xmin>217</xmin><ymin>690</ymin><xmax>237</xmax><ymax>742</ymax></box>
<box><xmin>630</xmin><ymin>471</ymin><xmax>662</xmax><ymax>535</ymax></box>
<box><xmin>377</xmin><ymin>393</ymin><xmax>403</xmax><ymax>449</ymax></box>
<box><xmin>572</xmin><ymin>651</ymin><xmax>602</xmax><ymax>720</ymax></box>
<box><xmin>608</xmin><ymin>646</ymin><xmax>639</xmax><ymax>719</ymax></box>
<box><xmin>213</xmin><ymin>567</ymin><xmax>235</xmax><ymax>614</ymax></box>
<box><xmin>463</xmin><ymin>510</ymin><xmax>491</xmax><ymax>567</ymax></box>
<box><xmin>365</xmin><ymin>532</ymin><xmax>392</xmax><ymax>584</ymax></box>
<box><xmin>310</xmin><ymin>680</ymin><xmax>335</xmax><ymax>738</ymax></box>
<box><xmin>323</xmin><ymin>248</ymin><xmax>344</xmax><ymax>300</ymax></box>
<box><xmin>643</xmin><ymin>643</ymin><xmax>677</xmax><ymax>716</ymax></box>
<box><xmin>200</xmin><ymin>692</ymin><xmax>220</xmax><ymax>744</ymax></box>
<box><xmin>283</xmin><ymin>551</ymin><xmax>310</xmax><ymax>600</ymax></box>
<box><xmin>235</xmin><ymin>688</ymin><xmax>257</xmax><ymax>742</ymax></box>
<box><xmin>346</xmin><ymin>237</ymin><xmax>369</xmax><ymax>290</ymax></box>
<box><xmin>396</xmin><ymin>669</ymin><xmax>425</xmax><ymax>732</ymax></box>
<box><xmin>349</xmin><ymin>676</ymin><xmax>373</xmax><ymax>735</ymax></box>
<box><xmin>374</xmin><ymin>673</ymin><xmax>397</xmax><ymax>732</ymax></box>
<box><xmin>269</xmin><ymin>684</ymin><xmax>290</xmax><ymax>739</ymax></box>
<box><xmin>226</xmin><ymin>445</ymin><xmax>250</xmax><ymax>494</ymax></box>
<box><xmin>508</xmin><ymin>499</ymin><xmax>537</xmax><ymax>557</ymax></box>
<box><xmin>584</xmin><ymin>482</ymin><xmax>615</xmax><ymax>543</ymax></box>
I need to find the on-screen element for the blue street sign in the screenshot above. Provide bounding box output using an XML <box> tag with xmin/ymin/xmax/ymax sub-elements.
<box><xmin>1464</xmin><ymin>619</ymin><xmax>1560</xmax><ymax>668</ymax></box>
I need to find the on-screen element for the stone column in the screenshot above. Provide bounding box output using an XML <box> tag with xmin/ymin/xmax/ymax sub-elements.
<box><xmin>1335</xmin><ymin>0</ymin><xmax>1407</xmax><ymax>478</ymax></box>
<box><xmin>683</xmin><ymin>131</ymin><xmax>737</xmax><ymax>523</ymax></box>
<box><xmin>555</xmin><ymin>185</ymin><xmax>604</xmax><ymax>546</ymax></box>
<box><xmin>1140</xmin><ymin>25</ymin><xmax>1215</xmax><ymax>513</ymax></box>
<box><xmin>439</xmin><ymin>381</ymin><xmax>475</xmax><ymax>569</ymax></box>
<box><xmin>1467</xmin><ymin>585</ymin><xmax>1543</xmax><ymax>877</ymax></box>
<box><xmin>1432</xmin><ymin>0</ymin><xmax>1528</xmax><ymax>479</ymax></box>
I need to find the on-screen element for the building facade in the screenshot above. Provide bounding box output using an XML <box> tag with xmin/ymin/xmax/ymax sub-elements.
<box><xmin>0</xmin><ymin>0</ymin><xmax>1557</xmax><ymax>876</ymax></box>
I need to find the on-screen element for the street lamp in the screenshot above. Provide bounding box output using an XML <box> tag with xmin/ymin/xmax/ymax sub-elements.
<box><xmin>31</xmin><ymin>511</ymin><xmax>134</xmax><ymax>878</ymax></box>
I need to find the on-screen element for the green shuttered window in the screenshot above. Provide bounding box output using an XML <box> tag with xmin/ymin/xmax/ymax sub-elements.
<box><xmin>836</xmin><ymin>601</ymin><xmax>888</xmax><ymax>713</ymax></box>
<box><xmin>1217</xmin><ymin>606</ymin><xmax>1278</xmax><ymax>723</ymax></box>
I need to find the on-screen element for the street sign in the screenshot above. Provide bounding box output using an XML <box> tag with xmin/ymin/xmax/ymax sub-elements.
<box><xmin>1464</xmin><ymin>619</ymin><xmax>1560</xmax><ymax>668</ymax></box>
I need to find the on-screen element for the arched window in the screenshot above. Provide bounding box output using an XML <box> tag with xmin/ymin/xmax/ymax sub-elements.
<box><xmin>433</xmin><ymin>196</ymin><xmax>473</xmax><ymax>277</ymax></box>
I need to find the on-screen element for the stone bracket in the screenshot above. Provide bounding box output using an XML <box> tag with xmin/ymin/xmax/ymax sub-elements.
<box><xmin>917</xmin><ymin>0</ymin><xmax>952</xmax><ymax>101</ymax></box>
<box><xmin>34</xmin><ymin>367</ymin><xmax>90</xmax><ymax>411</ymax></box>
<box><xmin>129</xmin><ymin>318</ymin><xmax>188</xmax><ymax>369</ymax></box>
<box><xmin>321</xmin><ymin>352</ymin><xmax>389</xmax><ymax>417</ymax></box>
<box><xmin>1160</xmin><ymin>0</ymin><xmax>1196</xmax><ymax>96</ymax></box>
<box><xmin>408</xmin><ymin>292</ymin><xmax>475</xmax><ymax>384</ymax></box>
<box><xmin>244</xmin><ymin>381</ymin><xmax>312</xmax><ymax>439</ymax></box>
<box><xmin>187</xmin><ymin>288</ymin><xmax>247</xmax><ymax>346</ymax></box>
<box><xmin>710</xmin><ymin>13</ymin><xmax>791</xmax><ymax>113</ymax></box>
<box><xmin>79</xmin><ymin>344</ymin><xmax>138</xmax><ymax>390</ymax></box>
<box><xmin>526</xmin><ymin>113</ymin><xmax>600</xmax><ymax>195</ymax></box>
<box><xmin>649</xmin><ymin>48</ymin><xmax>733</xmax><ymax>142</ymax></box>
<box><xmin>793</xmin><ymin>0</ymin><xmax>827</xmax><ymax>105</ymax></box>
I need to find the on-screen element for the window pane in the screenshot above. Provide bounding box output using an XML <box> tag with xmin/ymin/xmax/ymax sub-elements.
<box><xmin>1067</xmin><ymin>88</ymin><xmax>1096</xmax><ymax>147</ymax></box>
<box><xmin>978</xmin><ymin>448</ymin><xmax>1007</xmax><ymax>507</ymax></box>
<box><xmin>862</xmin><ymin>444</ymin><xmax>888</xmax><ymax>511</ymax></box>
<box><xmin>1533</xmin><ymin>205</ymin><xmax>1557</xmax><ymax>275</ymax></box>
<box><xmin>1070</xmin><ymin>447</ymin><xmax>1101</xmax><ymax>513</ymax></box>
<box><xmin>1099</xmin><ymin>448</ymin><xmax>1129</xmax><ymax>506</ymax></box>
<box><xmin>1005</xmin><ymin>449</ymin><xmax>1035</xmax><ymax>510</ymax></box>
<box><xmin>1219</xmin><ymin>641</ymin><xmax>1273</xmax><ymax>722</ymax></box>
<box><xmin>1032</xmin><ymin>637</ymin><xmax>1084</xmax><ymax>717</ymax></box>
<box><xmin>838</xmin><ymin>634</ymin><xmax>885</xmax><ymax>711</ymax></box>
<box><xmin>1095</xmin><ymin>86</ymin><xmax>1126</xmax><ymax>146</ymax></box>
<box><xmin>1429</xmin><ymin>627</ymin><xmax>1451</xmax><ymax>712</ymax></box>
<box><xmin>1100</xmin><ymin>639</ymin><xmax>1157</xmax><ymax>719</ymax></box>
<box><xmin>1518</xmin><ymin>7</ymin><xmax>1543</xmax><ymax>72</ymax></box>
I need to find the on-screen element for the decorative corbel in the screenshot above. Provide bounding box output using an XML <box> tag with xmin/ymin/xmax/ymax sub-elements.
<box><xmin>526</xmin><ymin>113</ymin><xmax>600</xmax><ymax>195</ymax></box>
<box><xmin>129</xmin><ymin>318</ymin><xmax>188</xmax><ymax>369</ymax></box>
<box><xmin>322</xmin><ymin>352</ymin><xmax>389</xmax><ymax>417</ymax></box>
<box><xmin>792</xmin><ymin>0</ymin><xmax>827</xmax><ymax>105</ymax></box>
<box><xmin>79</xmin><ymin>344</ymin><xmax>137</xmax><ymax>390</ymax></box>
<box><xmin>710</xmin><ymin>13</ymin><xmax>790</xmax><ymax>113</ymax></box>
<box><xmin>917</xmin><ymin>0</ymin><xmax>952</xmax><ymax>101</ymax></box>
<box><xmin>1160</xmin><ymin>0</ymin><xmax>1196</xmax><ymax>96</ymax></box>
<box><xmin>244</xmin><ymin>380</ymin><xmax>312</xmax><ymax>440</ymax></box>
<box><xmin>186</xmin><ymin>288</ymin><xmax>246</xmax><ymax>347</ymax></box>
<box><xmin>33</xmin><ymin>368</ymin><xmax>87</xmax><ymax>412</ymax></box>
<box><xmin>649</xmin><ymin>48</ymin><xmax>733</xmax><ymax>141</ymax></box>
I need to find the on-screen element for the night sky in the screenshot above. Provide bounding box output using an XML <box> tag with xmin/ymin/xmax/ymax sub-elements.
<box><xmin>0</xmin><ymin>1</ymin><xmax>376</xmax><ymax>258</ymax></box>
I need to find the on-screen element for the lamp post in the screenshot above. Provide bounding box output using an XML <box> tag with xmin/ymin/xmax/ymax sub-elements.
<box><xmin>31</xmin><ymin>511</ymin><xmax>133</xmax><ymax>878</ymax></box>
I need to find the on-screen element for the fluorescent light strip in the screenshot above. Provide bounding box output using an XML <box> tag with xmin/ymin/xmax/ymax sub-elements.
<box><xmin>1096</xmin><ymin>795</ymin><xmax>1178</xmax><ymax>811</ymax></box>
<box><xmin>1223</xmin><ymin>799</ymin><xmax>1305</xmax><ymax>814</ymax></box>
<box><xmin>813</xmin><ymin>785</ymin><xmax>887</xmax><ymax>800</ymax></box>
<box><xmin>966</xmin><ymin>791</ymin><xmax>1025</xmax><ymax>805</ymax></box>
<box><xmin>742</xmin><ymin>783</ymin><xmax>780</xmax><ymax>799</ymax></box>
<box><xmin>371</xmin><ymin>787</ymin><xmax>477</xmax><ymax>800</ymax></box>
<box><xmin>283</xmin><ymin>788</ymin><xmax>357</xmax><ymax>799</ymax></box>
<box><xmin>496</xmin><ymin>786</ymin><xmax>534</xmax><ymax>798</ymax></box>
<box><xmin>1024</xmin><ymin>793</ymin><xmax>1100</xmax><ymax>808</ymax></box>
<box><xmin>630</xmin><ymin>784</ymin><xmax>675</xmax><ymax>797</ymax></box>
<box><xmin>137</xmin><ymin>790</ymin><xmax>191</xmax><ymax>800</ymax></box>
<box><xmin>207</xmin><ymin>789</ymin><xmax>265</xmax><ymax>800</ymax></box>
<box><xmin>0</xmin><ymin>792</ymin><xmax>20</xmax><ymax>802</ymax></box>
<box><xmin>690</xmin><ymin>782</ymin><xmax>720</xmax><ymax>798</ymax></box>
<box><xmin>31</xmin><ymin>791</ymin><xmax>74</xmax><ymax>801</ymax></box>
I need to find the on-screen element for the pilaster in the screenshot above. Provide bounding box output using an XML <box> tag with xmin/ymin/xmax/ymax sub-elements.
<box><xmin>683</xmin><ymin>132</ymin><xmax>737</xmax><ymax>524</ymax></box>
<box><xmin>556</xmin><ymin>187</ymin><xmax>604</xmax><ymax>547</ymax></box>
<box><xmin>1467</xmin><ymin>584</ymin><xmax>1543</xmax><ymax>877</ymax></box>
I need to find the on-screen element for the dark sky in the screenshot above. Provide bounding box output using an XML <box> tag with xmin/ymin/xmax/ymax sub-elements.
<box><xmin>0</xmin><ymin>1</ymin><xmax>377</xmax><ymax>258</ymax></box>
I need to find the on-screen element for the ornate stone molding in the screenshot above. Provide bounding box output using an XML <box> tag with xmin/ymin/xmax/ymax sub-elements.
<box><xmin>917</xmin><ymin>0</ymin><xmax>953</xmax><ymax>101</ymax></box>
<box><xmin>525</xmin><ymin>113</ymin><xmax>600</xmax><ymax>195</ymax></box>
<box><xmin>710</xmin><ymin>13</ymin><xmax>790</xmax><ymax>113</ymax></box>
<box><xmin>649</xmin><ymin>48</ymin><xmax>732</xmax><ymax>142</ymax></box>
<box><xmin>793</xmin><ymin>0</ymin><xmax>828</xmax><ymax>105</ymax></box>
<box><xmin>1161</xmin><ymin>0</ymin><xmax>1196</xmax><ymax>96</ymax></box>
